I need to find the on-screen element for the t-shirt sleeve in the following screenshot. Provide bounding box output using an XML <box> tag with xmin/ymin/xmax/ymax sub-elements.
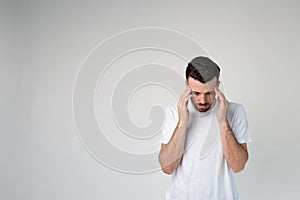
<box><xmin>230</xmin><ymin>104</ymin><xmax>252</xmax><ymax>144</ymax></box>
<box><xmin>159</xmin><ymin>105</ymin><xmax>178</xmax><ymax>144</ymax></box>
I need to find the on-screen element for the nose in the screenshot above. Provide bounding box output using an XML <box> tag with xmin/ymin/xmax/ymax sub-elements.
<box><xmin>198</xmin><ymin>94</ymin><xmax>207</xmax><ymax>104</ymax></box>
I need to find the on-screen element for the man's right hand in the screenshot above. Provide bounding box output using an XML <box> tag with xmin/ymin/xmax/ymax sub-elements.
<box><xmin>159</xmin><ymin>85</ymin><xmax>192</xmax><ymax>174</ymax></box>
<box><xmin>177</xmin><ymin>85</ymin><xmax>192</xmax><ymax>126</ymax></box>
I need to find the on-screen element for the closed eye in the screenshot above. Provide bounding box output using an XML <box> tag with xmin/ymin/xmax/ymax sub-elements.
<box><xmin>208</xmin><ymin>91</ymin><xmax>215</xmax><ymax>96</ymax></box>
<box><xmin>191</xmin><ymin>91</ymin><xmax>215</xmax><ymax>96</ymax></box>
<box><xmin>191</xmin><ymin>91</ymin><xmax>200</xmax><ymax>96</ymax></box>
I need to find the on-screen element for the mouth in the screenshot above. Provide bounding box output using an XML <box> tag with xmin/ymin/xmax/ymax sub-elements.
<box><xmin>198</xmin><ymin>103</ymin><xmax>208</xmax><ymax>106</ymax></box>
<box><xmin>198</xmin><ymin>103</ymin><xmax>209</xmax><ymax>109</ymax></box>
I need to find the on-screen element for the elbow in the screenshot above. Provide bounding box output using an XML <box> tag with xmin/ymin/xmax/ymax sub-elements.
<box><xmin>159</xmin><ymin>156</ymin><xmax>175</xmax><ymax>175</ymax></box>
<box><xmin>161</xmin><ymin>166</ymin><xmax>174</xmax><ymax>175</ymax></box>
<box><xmin>231</xmin><ymin>154</ymin><xmax>249</xmax><ymax>173</ymax></box>
<box><xmin>232</xmin><ymin>167</ymin><xmax>244</xmax><ymax>173</ymax></box>
<box><xmin>158</xmin><ymin>152</ymin><xmax>175</xmax><ymax>175</ymax></box>
<box><xmin>159</xmin><ymin>158</ymin><xmax>174</xmax><ymax>175</ymax></box>
<box><xmin>158</xmin><ymin>149</ymin><xmax>182</xmax><ymax>175</ymax></box>
<box><xmin>232</xmin><ymin>163</ymin><xmax>246</xmax><ymax>173</ymax></box>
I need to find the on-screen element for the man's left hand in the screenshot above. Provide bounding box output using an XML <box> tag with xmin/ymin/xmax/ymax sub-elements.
<box><xmin>215</xmin><ymin>87</ymin><xmax>230</xmax><ymax>126</ymax></box>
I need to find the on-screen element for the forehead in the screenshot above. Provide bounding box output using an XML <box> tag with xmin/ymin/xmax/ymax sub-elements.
<box><xmin>187</xmin><ymin>77</ymin><xmax>217</xmax><ymax>92</ymax></box>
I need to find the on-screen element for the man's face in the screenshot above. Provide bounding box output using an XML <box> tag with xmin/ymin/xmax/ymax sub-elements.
<box><xmin>187</xmin><ymin>77</ymin><xmax>219</xmax><ymax>112</ymax></box>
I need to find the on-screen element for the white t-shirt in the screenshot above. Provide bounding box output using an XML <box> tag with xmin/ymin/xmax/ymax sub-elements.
<box><xmin>160</xmin><ymin>99</ymin><xmax>252</xmax><ymax>200</ymax></box>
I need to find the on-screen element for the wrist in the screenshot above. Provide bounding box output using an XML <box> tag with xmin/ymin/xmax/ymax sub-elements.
<box><xmin>219</xmin><ymin>119</ymin><xmax>230</xmax><ymax>132</ymax></box>
<box><xmin>178</xmin><ymin>119</ymin><xmax>188</xmax><ymax>129</ymax></box>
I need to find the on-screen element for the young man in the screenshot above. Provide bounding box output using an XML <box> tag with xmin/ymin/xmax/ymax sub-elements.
<box><xmin>158</xmin><ymin>56</ymin><xmax>252</xmax><ymax>199</ymax></box>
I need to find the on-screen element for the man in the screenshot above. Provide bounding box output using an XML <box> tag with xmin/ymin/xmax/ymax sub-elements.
<box><xmin>158</xmin><ymin>56</ymin><xmax>251</xmax><ymax>199</ymax></box>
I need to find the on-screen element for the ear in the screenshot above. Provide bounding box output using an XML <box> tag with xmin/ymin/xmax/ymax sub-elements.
<box><xmin>185</xmin><ymin>80</ymin><xmax>189</xmax><ymax>86</ymax></box>
<box><xmin>216</xmin><ymin>81</ymin><xmax>220</xmax><ymax>88</ymax></box>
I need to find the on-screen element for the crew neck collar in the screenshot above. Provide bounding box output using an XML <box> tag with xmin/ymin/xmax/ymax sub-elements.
<box><xmin>188</xmin><ymin>98</ymin><xmax>218</xmax><ymax>117</ymax></box>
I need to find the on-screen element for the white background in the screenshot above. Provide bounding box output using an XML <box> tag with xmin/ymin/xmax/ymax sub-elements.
<box><xmin>1</xmin><ymin>0</ymin><xmax>300</xmax><ymax>199</ymax></box>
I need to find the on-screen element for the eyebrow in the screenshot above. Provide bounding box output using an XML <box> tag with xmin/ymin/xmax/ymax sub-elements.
<box><xmin>191</xmin><ymin>91</ymin><xmax>215</xmax><ymax>95</ymax></box>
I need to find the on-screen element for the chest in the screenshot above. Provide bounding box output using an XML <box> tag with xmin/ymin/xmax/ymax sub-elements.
<box><xmin>184</xmin><ymin>114</ymin><xmax>222</xmax><ymax>161</ymax></box>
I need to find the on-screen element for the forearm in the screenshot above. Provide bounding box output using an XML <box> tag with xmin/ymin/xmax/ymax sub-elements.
<box><xmin>220</xmin><ymin>120</ymin><xmax>248</xmax><ymax>173</ymax></box>
<box><xmin>158</xmin><ymin>121</ymin><xmax>187</xmax><ymax>174</ymax></box>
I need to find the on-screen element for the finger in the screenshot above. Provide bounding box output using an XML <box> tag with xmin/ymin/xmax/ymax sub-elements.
<box><xmin>184</xmin><ymin>94</ymin><xmax>192</xmax><ymax>102</ymax></box>
<box><xmin>180</xmin><ymin>88</ymin><xmax>191</xmax><ymax>102</ymax></box>
<box><xmin>185</xmin><ymin>85</ymin><xmax>192</xmax><ymax>92</ymax></box>
<box><xmin>182</xmin><ymin>88</ymin><xmax>191</xmax><ymax>99</ymax></box>
<box><xmin>216</xmin><ymin>88</ymin><xmax>229</xmax><ymax>106</ymax></box>
<box><xmin>183</xmin><ymin>86</ymin><xmax>192</xmax><ymax>97</ymax></box>
<box><xmin>183</xmin><ymin>95</ymin><xmax>191</xmax><ymax>107</ymax></box>
<box><xmin>215</xmin><ymin>87</ymin><xmax>224</xmax><ymax>101</ymax></box>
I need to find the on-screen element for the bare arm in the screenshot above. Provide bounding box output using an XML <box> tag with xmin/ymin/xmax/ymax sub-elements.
<box><xmin>215</xmin><ymin>87</ymin><xmax>249</xmax><ymax>173</ymax></box>
<box><xmin>158</xmin><ymin>121</ymin><xmax>188</xmax><ymax>174</ymax></box>
<box><xmin>220</xmin><ymin>120</ymin><xmax>248</xmax><ymax>173</ymax></box>
<box><xmin>158</xmin><ymin>86</ymin><xmax>191</xmax><ymax>175</ymax></box>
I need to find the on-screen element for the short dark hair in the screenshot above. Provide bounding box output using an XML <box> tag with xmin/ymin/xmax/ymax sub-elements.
<box><xmin>185</xmin><ymin>56</ymin><xmax>220</xmax><ymax>83</ymax></box>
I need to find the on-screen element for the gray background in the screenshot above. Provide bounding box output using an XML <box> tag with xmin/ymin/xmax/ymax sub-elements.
<box><xmin>1</xmin><ymin>0</ymin><xmax>300</xmax><ymax>199</ymax></box>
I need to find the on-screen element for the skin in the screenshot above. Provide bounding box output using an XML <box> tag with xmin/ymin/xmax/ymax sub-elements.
<box><xmin>158</xmin><ymin>77</ymin><xmax>249</xmax><ymax>174</ymax></box>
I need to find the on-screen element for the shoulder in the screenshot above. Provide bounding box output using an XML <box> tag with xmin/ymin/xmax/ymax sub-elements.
<box><xmin>165</xmin><ymin>104</ymin><xmax>178</xmax><ymax>112</ymax></box>
<box><xmin>228</xmin><ymin>102</ymin><xmax>246</xmax><ymax>112</ymax></box>
<box><xmin>227</xmin><ymin>102</ymin><xmax>248</xmax><ymax>121</ymax></box>
<box><xmin>227</xmin><ymin>102</ymin><xmax>251</xmax><ymax>142</ymax></box>
<box><xmin>164</xmin><ymin>104</ymin><xmax>178</xmax><ymax>119</ymax></box>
